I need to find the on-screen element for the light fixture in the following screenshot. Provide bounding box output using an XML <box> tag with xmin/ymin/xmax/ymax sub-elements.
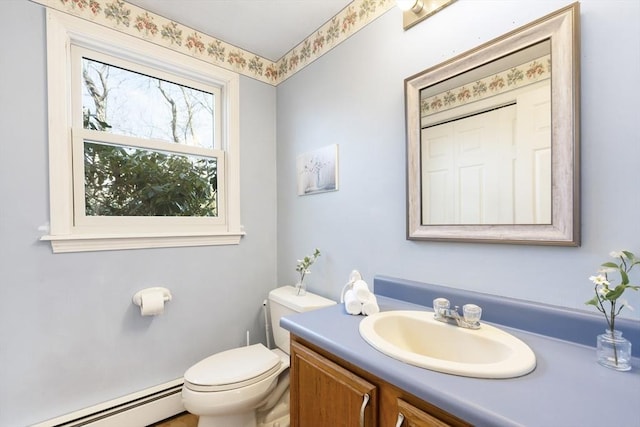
<box><xmin>397</xmin><ymin>0</ymin><xmax>456</xmax><ymax>30</ymax></box>
<box><xmin>397</xmin><ymin>0</ymin><xmax>424</xmax><ymax>13</ymax></box>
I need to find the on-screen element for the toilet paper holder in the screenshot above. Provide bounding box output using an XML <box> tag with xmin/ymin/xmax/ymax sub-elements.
<box><xmin>132</xmin><ymin>287</ymin><xmax>172</xmax><ymax>307</ymax></box>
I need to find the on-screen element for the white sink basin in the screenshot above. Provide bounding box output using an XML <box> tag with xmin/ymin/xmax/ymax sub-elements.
<box><xmin>359</xmin><ymin>310</ymin><xmax>536</xmax><ymax>378</ymax></box>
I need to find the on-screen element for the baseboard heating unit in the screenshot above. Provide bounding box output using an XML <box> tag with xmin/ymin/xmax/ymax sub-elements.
<box><xmin>32</xmin><ymin>378</ymin><xmax>185</xmax><ymax>427</ymax></box>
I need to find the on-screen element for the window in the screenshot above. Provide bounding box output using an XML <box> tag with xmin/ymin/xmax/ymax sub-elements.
<box><xmin>43</xmin><ymin>10</ymin><xmax>242</xmax><ymax>252</ymax></box>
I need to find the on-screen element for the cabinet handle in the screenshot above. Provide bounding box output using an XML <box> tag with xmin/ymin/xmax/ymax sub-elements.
<box><xmin>359</xmin><ymin>393</ymin><xmax>370</xmax><ymax>427</ymax></box>
<box><xmin>395</xmin><ymin>412</ymin><xmax>405</xmax><ymax>427</ymax></box>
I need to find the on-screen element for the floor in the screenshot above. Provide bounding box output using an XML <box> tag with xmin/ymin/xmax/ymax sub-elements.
<box><xmin>150</xmin><ymin>412</ymin><xmax>198</xmax><ymax>427</ymax></box>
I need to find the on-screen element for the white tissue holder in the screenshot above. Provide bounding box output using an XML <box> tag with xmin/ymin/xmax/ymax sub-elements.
<box><xmin>132</xmin><ymin>287</ymin><xmax>172</xmax><ymax>307</ymax></box>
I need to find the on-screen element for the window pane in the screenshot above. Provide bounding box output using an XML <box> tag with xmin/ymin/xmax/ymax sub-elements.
<box><xmin>84</xmin><ymin>141</ymin><xmax>218</xmax><ymax>217</ymax></box>
<box><xmin>82</xmin><ymin>58</ymin><xmax>214</xmax><ymax>149</ymax></box>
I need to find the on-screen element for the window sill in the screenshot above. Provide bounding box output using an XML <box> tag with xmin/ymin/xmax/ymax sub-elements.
<box><xmin>41</xmin><ymin>231</ymin><xmax>244</xmax><ymax>253</ymax></box>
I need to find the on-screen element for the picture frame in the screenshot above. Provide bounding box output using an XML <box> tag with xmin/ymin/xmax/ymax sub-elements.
<box><xmin>296</xmin><ymin>144</ymin><xmax>339</xmax><ymax>196</ymax></box>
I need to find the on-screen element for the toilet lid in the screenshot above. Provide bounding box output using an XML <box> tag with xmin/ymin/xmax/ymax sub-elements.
<box><xmin>184</xmin><ymin>344</ymin><xmax>281</xmax><ymax>391</ymax></box>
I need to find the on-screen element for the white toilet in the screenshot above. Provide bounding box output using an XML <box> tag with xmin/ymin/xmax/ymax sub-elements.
<box><xmin>182</xmin><ymin>286</ymin><xmax>336</xmax><ymax>427</ymax></box>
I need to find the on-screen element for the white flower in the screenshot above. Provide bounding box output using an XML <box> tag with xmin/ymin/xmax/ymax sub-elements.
<box><xmin>589</xmin><ymin>275</ymin><xmax>610</xmax><ymax>286</ymax></box>
<box><xmin>295</xmin><ymin>248</ymin><xmax>321</xmax><ymax>284</ymax></box>
<box><xmin>609</xmin><ymin>251</ymin><xmax>626</xmax><ymax>259</ymax></box>
<box><xmin>586</xmin><ymin>250</ymin><xmax>639</xmax><ymax>336</ymax></box>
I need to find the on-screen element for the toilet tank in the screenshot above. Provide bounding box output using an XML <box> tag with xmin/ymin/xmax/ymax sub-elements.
<box><xmin>268</xmin><ymin>286</ymin><xmax>336</xmax><ymax>354</ymax></box>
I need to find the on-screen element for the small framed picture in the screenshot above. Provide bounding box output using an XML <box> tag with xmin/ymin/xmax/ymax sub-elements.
<box><xmin>296</xmin><ymin>144</ymin><xmax>339</xmax><ymax>196</ymax></box>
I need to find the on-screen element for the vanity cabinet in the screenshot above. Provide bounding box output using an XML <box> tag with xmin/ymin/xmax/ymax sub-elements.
<box><xmin>395</xmin><ymin>399</ymin><xmax>450</xmax><ymax>427</ymax></box>
<box><xmin>290</xmin><ymin>336</ymin><xmax>470</xmax><ymax>427</ymax></box>
<box><xmin>290</xmin><ymin>339</ymin><xmax>377</xmax><ymax>426</ymax></box>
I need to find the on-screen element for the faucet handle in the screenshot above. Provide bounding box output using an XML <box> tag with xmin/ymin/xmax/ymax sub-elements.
<box><xmin>462</xmin><ymin>304</ymin><xmax>482</xmax><ymax>324</ymax></box>
<box><xmin>433</xmin><ymin>298</ymin><xmax>450</xmax><ymax>316</ymax></box>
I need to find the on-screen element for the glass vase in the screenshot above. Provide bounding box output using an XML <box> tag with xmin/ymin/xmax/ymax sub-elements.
<box><xmin>597</xmin><ymin>329</ymin><xmax>632</xmax><ymax>371</ymax></box>
<box><xmin>295</xmin><ymin>281</ymin><xmax>306</xmax><ymax>296</ymax></box>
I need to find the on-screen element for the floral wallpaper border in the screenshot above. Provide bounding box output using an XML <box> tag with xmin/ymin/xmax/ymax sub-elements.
<box><xmin>31</xmin><ymin>0</ymin><xmax>395</xmax><ymax>86</ymax></box>
<box><xmin>421</xmin><ymin>54</ymin><xmax>551</xmax><ymax>117</ymax></box>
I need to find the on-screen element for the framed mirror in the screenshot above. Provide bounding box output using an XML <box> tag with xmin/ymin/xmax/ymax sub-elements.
<box><xmin>405</xmin><ymin>3</ymin><xmax>580</xmax><ymax>245</ymax></box>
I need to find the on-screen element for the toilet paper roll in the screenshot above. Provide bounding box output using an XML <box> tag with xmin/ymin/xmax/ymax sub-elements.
<box><xmin>352</xmin><ymin>280</ymin><xmax>371</xmax><ymax>303</ymax></box>
<box><xmin>139</xmin><ymin>291</ymin><xmax>165</xmax><ymax>316</ymax></box>
<box><xmin>344</xmin><ymin>290</ymin><xmax>363</xmax><ymax>315</ymax></box>
<box><xmin>362</xmin><ymin>294</ymin><xmax>379</xmax><ymax>316</ymax></box>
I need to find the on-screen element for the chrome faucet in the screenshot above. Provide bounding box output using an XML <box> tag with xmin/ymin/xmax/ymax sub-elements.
<box><xmin>433</xmin><ymin>298</ymin><xmax>482</xmax><ymax>330</ymax></box>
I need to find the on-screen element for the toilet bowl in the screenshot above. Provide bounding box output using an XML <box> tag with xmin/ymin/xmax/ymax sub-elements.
<box><xmin>182</xmin><ymin>286</ymin><xmax>336</xmax><ymax>427</ymax></box>
<box><xmin>183</xmin><ymin>345</ymin><xmax>289</xmax><ymax>427</ymax></box>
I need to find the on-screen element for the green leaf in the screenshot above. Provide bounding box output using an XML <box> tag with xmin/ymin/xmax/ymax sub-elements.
<box><xmin>601</xmin><ymin>262</ymin><xmax>619</xmax><ymax>269</ymax></box>
<box><xmin>620</xmin><ymin>269</ymin><xmax>629</xmax><ymax>284</ymax></box>
<box><xmin>605</xmin><ymin>285</ymin><xmax>626</xmax><ymax>301</ymax></box>
<box><xmin>585</xmin><ymin>296</ymin><xmax>600</xmax><ymax>306</ymax></box>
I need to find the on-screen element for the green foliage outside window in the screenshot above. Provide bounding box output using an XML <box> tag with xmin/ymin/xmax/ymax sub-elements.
<box><xmin>83</xmin><ymin>109</ymin><xmax>217</xmax><ymax>217</ymax></box>
<box><xmin>84</xmin><ymin>142</ymin><xmax>217</xmax><ymax>217</ymax></box>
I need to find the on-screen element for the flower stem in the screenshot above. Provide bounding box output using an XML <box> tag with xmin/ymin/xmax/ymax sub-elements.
<box><xmin>610</xmin><ymin>301</ymin><xmax>619</xmax><ymax>366</ymax></box>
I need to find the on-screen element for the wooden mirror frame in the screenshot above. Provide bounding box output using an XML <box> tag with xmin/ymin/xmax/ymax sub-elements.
<box><xmin>405</xmin><ymin>3</ymin><xmax>580</xmax><ymax>245</ymax></box>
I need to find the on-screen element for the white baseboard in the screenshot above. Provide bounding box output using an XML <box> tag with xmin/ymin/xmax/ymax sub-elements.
<box><xmin>32</xmin><ymin>378</ymin><xmax>185</xmax><ymax>427</ymax></box>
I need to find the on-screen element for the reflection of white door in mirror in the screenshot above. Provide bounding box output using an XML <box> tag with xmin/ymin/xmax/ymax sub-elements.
<box><xmin>421</xmin><ymin>80</ymin><xmax>550</xmax><ymax>226</ymax></box>
<box><xmin>422</xmin><ymin>106</ymin><xmax>516</xmax><ymax>225</ymax></box>
<box><xmin>514</xmin><ymin>84</ymin><xmax>551</xmax><ymax>225</ymax></box>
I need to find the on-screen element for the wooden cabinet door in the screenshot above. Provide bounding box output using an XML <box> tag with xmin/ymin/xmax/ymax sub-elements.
<box><xmin>290</xmin><ymin>340</ymin><xmax>377</xmax><ymax>427</ymax></box>
<box><xmin>395</xmin><ymin>399</ymin><xmax>451</xmax><ymax>427</ymax></box>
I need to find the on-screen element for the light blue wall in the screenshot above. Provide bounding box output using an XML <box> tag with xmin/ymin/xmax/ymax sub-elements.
<box><xmin>0</xmin><ymin>1</ymin><xmax>277</xmax><ymax>425</ymax></box>
<box><xmin>1</xmin><ymin>0</ymin><xmax>639</xmax><ymax>425</ymax></box>
<box><xmin>276</xmin><ymin>0</ymin><xmax>640</xmax><ymax>316</ymax></box>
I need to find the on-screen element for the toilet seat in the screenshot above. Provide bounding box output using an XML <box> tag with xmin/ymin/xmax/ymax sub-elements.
<box><xmin>184</xmin><ymin>344</ymin><xmax>282</xmax><ymax>392</ymax></box>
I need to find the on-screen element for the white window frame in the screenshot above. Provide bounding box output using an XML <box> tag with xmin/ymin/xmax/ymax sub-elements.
<box><xmin>42</xmin><ymin>10</ymin><xmax>242</xmax><ymax>253</ymax></box>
